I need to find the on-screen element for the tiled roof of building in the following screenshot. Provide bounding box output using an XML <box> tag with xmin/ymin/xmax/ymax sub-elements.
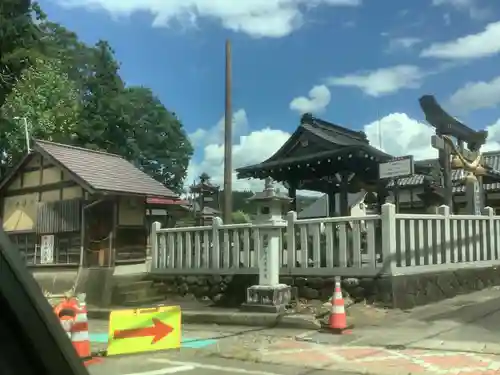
<box><xmin>34</xmin><ymin>140</ymin><xmax>177</xmax><ymax>198</ymax></box>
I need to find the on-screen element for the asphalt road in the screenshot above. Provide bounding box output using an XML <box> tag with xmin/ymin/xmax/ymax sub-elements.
<box><xmin>85</xmin><ymin>321</ymin><xmax>362</xmax><ymax>374</ymax></box>
<box><xmin>87</xmin><ymin>350</ymin><xmax>360</xmax><ymax>375</ymax></box>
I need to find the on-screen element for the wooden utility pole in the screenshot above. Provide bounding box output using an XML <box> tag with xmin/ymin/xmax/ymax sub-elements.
<box><xmin>223</xmin><ymin>39</ymin><xmax>233</xmax><ymax>223</ymax></box>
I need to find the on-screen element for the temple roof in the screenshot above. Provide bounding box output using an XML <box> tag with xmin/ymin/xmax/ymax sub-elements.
<box><xmin>237</xmin><ymin>114</ymin><xmax>392</xmax><ymax>179</ymax></box>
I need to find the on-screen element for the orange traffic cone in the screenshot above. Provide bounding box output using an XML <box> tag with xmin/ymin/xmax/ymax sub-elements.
<box><xmin>327</xmin><ymin>278</ymin><xmax>352</xmax><ymax>334</ymax></box>
<box><xmin>70</xmin><ymin>296</ymin><xmax>91</xmax><ymax>360</ymax></box>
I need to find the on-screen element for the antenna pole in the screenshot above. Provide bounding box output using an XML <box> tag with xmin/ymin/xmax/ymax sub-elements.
<box><xmin>378</xmin><ymin>118</ymin><xmax>383</xmax><ymax>149</ymax></box>
<box><xmin>223</xmin><ymin>39</ymin><xmax>233</xmax><ymax>223</ymax></box>
<box><xmin>23</xmin><ymin>117</ymin><xmax>30</xmax><ymax>152</ymax></box>
<box><xmin>14</xmin><ymin>117</ymin><xmax>30</xmax><ymax>152</ymax></box>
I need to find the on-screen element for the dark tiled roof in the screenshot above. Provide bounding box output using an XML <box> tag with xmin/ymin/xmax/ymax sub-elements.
<box><xmin>301</xmin><ymin>118</ymin><xmax>368</xmax><ymax>148</ymax></box>
<box><xmin>34</xmin><ymin>140</ymin><xmax>177</xmax><ymax>198</ymax></box>
<box><xmin>237</xmin><ymin>115</ymin><xmax>391</xmax><ymax>176</ymax></box>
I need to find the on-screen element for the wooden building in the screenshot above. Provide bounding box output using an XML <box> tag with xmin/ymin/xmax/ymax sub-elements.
<box><xmin>0</xmin><ymin>139</ymin><xmax>179</xmax><ymax>268</ymax></box>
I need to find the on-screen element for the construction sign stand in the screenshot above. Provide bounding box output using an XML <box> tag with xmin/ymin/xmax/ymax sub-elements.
<box><xmin>322</xmin><ymin>277</ymin><xmax>353</xmax><ymax>335</ymax></box>
<box><xmin>106</xmin><ymin>305</ymin><xmax>181</xmax><ymax>356</ymax></box>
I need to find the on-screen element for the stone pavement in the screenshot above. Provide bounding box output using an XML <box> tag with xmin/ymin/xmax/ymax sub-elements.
<box><xmin>299</xmin><ymin>286</ymin><xmax>500</xmax><ymax>355</ymax></box>
<box><xmin>248</xmin><ymin>338</ymin><xmax>500</xmax><ymax>375</ymax></box>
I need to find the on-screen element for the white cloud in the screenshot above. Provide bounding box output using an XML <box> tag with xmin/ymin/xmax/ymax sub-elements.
<box><xmin>386</xmin><ymin>37</ymin><xmax>422</xmax><ymax>52</ymax></box>
<box><xmin>186</xmin><ymin>111</ymin><xmax>291</xmax><ymax>191</ymax></box>
<box><xmin>187</xmin><ymin>128</ymin><xmax>291</xmax><ymax>192</ymax></box>
<box><xmin>55</xmin><ymin>0</ymin><xmax>361</xmax><ymax>38</ymax></box>
<box><xmin>448</xmin><ymin>75</ymin><xmax>500</xmax><ymax>113</ymax></box>
<box><xmin>421</xmin><ymin>21</ymin><xmax>500</xmax><ymax>60</ymax></box>
<box><xmin>432</xmin><ymin>0</ymin><xmax>491</xmax><ymax>20</ymax></box>
<box><xmin>364</xmin><ymin>113</ymin><xmax>438</xmax><ymax>160</ymax></box>
<box><xmin>364</xmin><ymin>112</ymin><xmax>500</xmax><ymax>161</ymax></box>
<box><xmin>188</xmin><ymin>108</ymin><xmax>248</xmax><ymax>147</ymax></box>
<box><xmin>485</xmin><ymin>119</ymin><xmax>500</xmax><ymax>151</ymax></box>
<box><xmin>289</xmin><ymin>85</ymin><xmax>331</xmax><ymax>114</ymax></box>
<box><xmin>326</xmin><ymin>65</ymin><xmax>424</xmax><ymax>97</ymax></box>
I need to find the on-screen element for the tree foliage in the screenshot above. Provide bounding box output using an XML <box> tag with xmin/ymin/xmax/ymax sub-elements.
<box><xmin>1</xmin><ymin>57</ymin><xmax>80</xmax><ymax>165</ymax></box>
<box><xmin>0</xmin><ymin>1</ymin><xmax>193</xmax><ymax>192</ymax></box>
<box><xmin>0</xmin><ymin>0</ymin><xmax>45</xmax><ymax>107</ymax></box>
<box><xmin>231</xmin><ymin>210</ymin><xmax>251</xmax><ymax>224</ymax></box>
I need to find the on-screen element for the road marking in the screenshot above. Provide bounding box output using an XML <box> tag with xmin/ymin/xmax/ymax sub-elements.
<box><xmin>149</xmin><ymin>359</ymin><xmax>281</xmax><ymax>375</ymax></box>
<box><xmin>122</xmin><ymin>365</ymin><xmax>195</xmax><ymax>375</ymax></box>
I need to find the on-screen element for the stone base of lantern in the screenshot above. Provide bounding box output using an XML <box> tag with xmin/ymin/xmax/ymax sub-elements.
<box><xmin>240</xmin><ymin>284</ymin><xmax>292</xmax><ymax>313</ymax></box>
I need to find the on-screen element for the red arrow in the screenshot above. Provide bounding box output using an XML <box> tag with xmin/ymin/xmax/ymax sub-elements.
<box><xmin>113</xmin><ymin>318</ymin><xmax>173</xmax><ymax>344</ymax></box>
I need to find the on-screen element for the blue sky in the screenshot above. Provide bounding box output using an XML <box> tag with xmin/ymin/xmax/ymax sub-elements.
<box><xmin>40</xmin><ymin>0</ymin><xmax>500</xmax><ymax>191</ymax></box>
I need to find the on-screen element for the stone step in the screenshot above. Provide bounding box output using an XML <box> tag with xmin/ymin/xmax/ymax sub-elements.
<box><xmin>120</xmin><ymin>285</ymin><xmax>164</xmax><ymax>300</ymax></box>
<box><xmin>121</xmin><ymin>295</ymin><xmax>166</xmax><ymax>307</ymax></box>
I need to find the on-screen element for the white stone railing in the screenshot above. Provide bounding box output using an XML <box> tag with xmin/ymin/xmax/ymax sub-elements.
<box><xmin>149</xmin><ymin>203</ymin><xmax>500</xmax><ymax>277</ymax></box>
<box><xmin>389</xmin><ymin>205</ymin><xmax>500</xmax><ymax>275</ymax></box>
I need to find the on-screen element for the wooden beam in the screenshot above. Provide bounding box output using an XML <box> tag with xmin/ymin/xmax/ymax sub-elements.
<box><xmin>4</xmin><ymin>180</ymin><xmax>78</xmax><ymax>197</ymax></box>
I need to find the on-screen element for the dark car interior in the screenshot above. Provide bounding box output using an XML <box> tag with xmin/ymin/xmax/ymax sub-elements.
<box><xmin>0</xmin><ymin>227</ymin><xmax>88</xmax><ymax>375</ymax></box>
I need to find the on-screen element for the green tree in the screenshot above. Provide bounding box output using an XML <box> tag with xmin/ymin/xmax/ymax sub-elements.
<box><xmin>37</xmin><ymin>21</ymin><xmax>93</xmax><ymax>87</ymax></box>
<box><xmin>76</xmin><ymin>40</ymin><xmax>128</xmax><ymax>154</ymax></box>
<box><xmin>118</xmin><ymin>86</ymin><xmax>193</xmax><ymax>193</ymax></box>
<box><xmin>1</xmin><ymin>57</ymin><xmax>80</xmax><ymax>170</ymax></box>
<box><xmin>231</xmin><ymin>210</ymin><xmax>251</xmax><ymax>224</ymax></box>
<box><xmin>0</xmin><ymin>0</ymin><xmax>45</xmax><ymax>107</ymax></box>
<box><xmin>1</xmin><ymin>5</ymin><xmax>194</xmax><ymax>191</ymax></box>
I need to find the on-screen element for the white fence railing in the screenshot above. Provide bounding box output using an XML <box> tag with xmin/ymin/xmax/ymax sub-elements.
<box><xmin>149</xmin><ymin>203</ymin><xmax>500</xmax><ymax>277</ymax></box>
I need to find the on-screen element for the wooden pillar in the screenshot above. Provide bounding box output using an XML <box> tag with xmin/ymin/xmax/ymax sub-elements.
<box><xmin>339</xmin><ymin>171</ymin><xmax>353</xmax><ymax>216</ymax></box>
<box><xmin>437</xmin><ymin>130</ymin><xmax>453</xmax><ymax>210</ymax></box>
<box><xmin>110</xmin><ymin>199</ymin><xmax>118</xmax><ymax>267</ymax></box>
<box><xmin>327</xmin><ymin>188</ymin><xmax>336</xmax><ymax>217</ymax></box>
<box><xmin>377</xmin><ymin>183</ymin><xmax>389</xmax><ymax>214</ymax></box>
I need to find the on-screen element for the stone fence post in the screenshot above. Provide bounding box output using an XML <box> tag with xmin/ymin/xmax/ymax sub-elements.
<box><xmin>381</xmin><ymin>203</ymin><xmax>397</xmax><ymax>275</ymax></box>
<box><xmin>148</xmin><ymin>221</ymin><xmax>161</xmax><ymax>272</ymax></box>
<box><xmin>211</xmin><ymin>217</ymin><xmax>223</xmax><ymax>268</ymax></box>
<box><xmin>437</xmin><ymin>205</ymin><xmax>451</xmax><ymax>263</ymax></box>
<box><xmin>482</xmin><ymin>206</ymin><xmax>495</xmax><ymax>260</ymax></box>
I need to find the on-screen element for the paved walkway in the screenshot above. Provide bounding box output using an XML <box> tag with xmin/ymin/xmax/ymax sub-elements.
<box><xmin>252</xmin><ymin>338</ymin><xmax>500</xmax><ymax>374</ymax></box>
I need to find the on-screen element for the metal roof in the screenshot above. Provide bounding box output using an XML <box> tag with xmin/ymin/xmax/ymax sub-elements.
<box><xmin>33</xmin><ymin>140</ymin><xmax>177</xmax><ymax>198</ymax></box>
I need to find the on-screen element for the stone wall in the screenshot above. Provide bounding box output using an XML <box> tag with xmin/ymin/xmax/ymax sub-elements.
<box><xmin>149</xmin><ymin>265</ymin><xmax>500</xmax><ymax>309</ymax></box>
<box><xmin>150</xmin><ymin>274</ymin><xmax>392</xmax><ymax>307</ymax></box>
<box><xmin>391</xmin><ymin>266</ymin><xmax>500</xmax><ymax>309</ymax></box>
<box><xmin>31</xmin><ymin>267</ymin><xmax>78</xmax><ymax>295</ymax></box>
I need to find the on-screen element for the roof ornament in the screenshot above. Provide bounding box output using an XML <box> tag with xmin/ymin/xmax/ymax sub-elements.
<box><xmin>300</xmin><ymin>113</ymin><xmax>314</xmax><ymax>124</ymax></box>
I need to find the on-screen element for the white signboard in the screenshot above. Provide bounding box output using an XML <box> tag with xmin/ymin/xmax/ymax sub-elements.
<box><xmin>40</xmin><ymin>235</ymin><xmax>54</xmax><ymax>264</ymax></box>
<box><xmin>379</xmin><ymin>156</ymin><xmax>414</xmax><ymax>180</ymax></box>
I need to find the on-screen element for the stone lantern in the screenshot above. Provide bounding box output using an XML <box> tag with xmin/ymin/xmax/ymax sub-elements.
<box><xmin>240</xmin><ymin>178</ymin><xmax>292</xmax><ymax>313</ymax></box>
<box><xmin>250</xmin><ymin>177</ymin><xmax>292</xmax><ymax>223</ymax></box>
